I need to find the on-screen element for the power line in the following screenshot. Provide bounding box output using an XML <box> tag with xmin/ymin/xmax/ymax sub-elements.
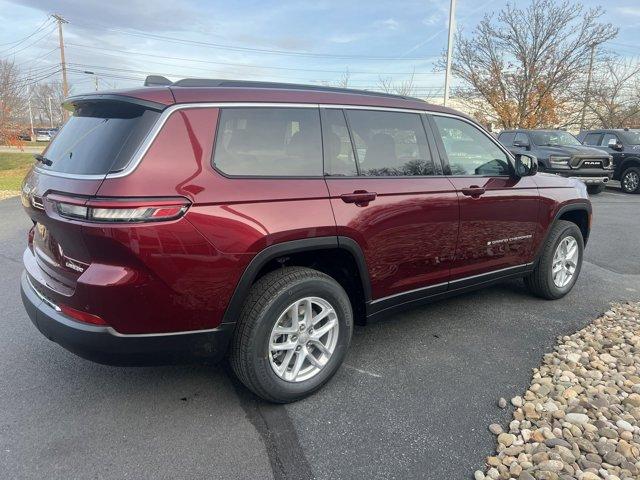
<box><xmin>0</xmin><ymin>24</ymin><xmax>56</xmax><ymax>57</ymax></box>
<box><xmin>69</xmin><ymin>20</ymin><xmax>435</xmax><ymax>61</ymax></box>
<box><xmin>0</xmin><ymin>17</ymin><xmax>52</xmax><ymax>48</ymax></box>
<box><xmin>66</xmin><ymin>42</ymin><xmax>442</xmax><ymax>76</ymax></box>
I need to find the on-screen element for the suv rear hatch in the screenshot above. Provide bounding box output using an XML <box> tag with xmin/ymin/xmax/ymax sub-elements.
<box><xmin>22</xmin><ymin>96</ymin><xmax>165</xmax><ymax>299</ymax></box>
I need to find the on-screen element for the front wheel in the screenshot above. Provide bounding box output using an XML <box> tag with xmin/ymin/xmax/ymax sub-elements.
<box><xmin>229</xmin><ymin>266</ymin><xmax>353</xmax><ymax>403</ymax></box>
<box><xmin>525</xmin><ymin>220</ymin><xmax>584</xmax><ymax>300</ymax></box>
<box><xmin>621</xmin><ymin>167</ymin><xmax>640</xmax><ymax>194</ymax></box>
<box><xmin>587</xmin><ymin>184</ymin><xmax>606</xmax><ymax>195</ymax></box>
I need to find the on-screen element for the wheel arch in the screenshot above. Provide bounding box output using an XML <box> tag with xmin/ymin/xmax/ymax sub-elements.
<box><xmin>222</xmin><ymin>236</ymin><xmax>371</xmax><ymax>326</ymax></box>
<box><xmin>617</xmin><ymin>157</ymin><xmax>640</xmax><ymax>179</ymax></box>
<box><xmin>534</xmin><ymin>202</ymin><xmax>591</xmax><ymax>265</ymax></box>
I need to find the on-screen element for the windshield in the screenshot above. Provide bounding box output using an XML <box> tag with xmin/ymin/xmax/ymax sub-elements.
<box><xmin>530</xmin><ymin>131</ymin><xmax>581</xmax><ymax>147</ymax></box>
<box><xmin>621</xmin><ymin>130</ymin><xmax>640</xmax><ymax>145</ymax></box>
<box><xmin>39</xmin><ymin>101</ymin><xmax>160</xmax><ymax>175</ymax></box>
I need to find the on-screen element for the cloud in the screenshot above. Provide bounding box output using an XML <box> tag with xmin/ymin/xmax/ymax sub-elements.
<box><xmin>422</xmin><ymin>13</ymin><xmax>441</xmax><ymax>26</ymax></box>
<box><xmin>374</xmin><ymin>18</ymin><xmax>399</xmax><ymax>30</ymax></box>
<box><xmin>617</xmin><ymin>6</ymin><xmax>640</xmax><ymax>17</ymax></box>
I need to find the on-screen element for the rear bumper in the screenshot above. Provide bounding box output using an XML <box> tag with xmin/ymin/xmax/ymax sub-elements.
<box><xmin>20</xmin><ymin>271</ymin><xmax>233</xmax><ymax>366</ymax></box>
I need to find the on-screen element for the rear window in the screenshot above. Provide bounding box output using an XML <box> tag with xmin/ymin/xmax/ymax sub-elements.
<box><xmin>39</xmin><ymin>101</ymin><xmax>160</xmax><ymax>175</ymax></box>
<box><xmin>213</xmin><ymin>107</ymin><xmax>323</xmax><ymax>176</ymax></box>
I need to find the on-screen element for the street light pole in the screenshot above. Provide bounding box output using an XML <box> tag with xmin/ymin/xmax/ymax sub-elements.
<box><xmin>48</xmin><ymin>96</ymin><xmax>54</xmax><ymax>128</ymax></box>
<box><xmin>28</xmin><ymin>98</ymin><xmax>34</xmax><ymax>139</ymax></box>
<box><xmin>444</xmin><ymin>0</ymin><xmax>457</xmax><ymax>107</ymax></box>
<box><xmin>580</xmin><ymin>44</ymin><xmax>596</xmax><ymax>132</ymax></box>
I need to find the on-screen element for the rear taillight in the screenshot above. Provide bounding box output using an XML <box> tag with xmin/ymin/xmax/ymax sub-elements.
<box><xmin>48</xmin><ymin>195</ymin><xmax>190</xmax><ymax>223</ymax></box>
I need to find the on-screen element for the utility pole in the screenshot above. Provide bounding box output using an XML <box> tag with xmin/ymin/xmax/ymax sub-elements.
<box><xmin>580</xmin><ymin>44</ymin><xmax>596</xmax><ymax>132</ymax></box>
<box><xmin>28</xmin><ymin>98</ymin><xmax>34</xmax><ymax>139</ymax></box>
<box><xmin>443</xmin><ymin>0</ymin><xmax>457</xmax><ymax>107</ymax></box>
<box><xmin>48</xmin><ymin>97</ymin><xmax>54</xmax><ymax>127</ymax></box>
<box><xmin>52</xmin><ymin>14</ymin><xmax>69</xmax><ymax>99</ymax></box>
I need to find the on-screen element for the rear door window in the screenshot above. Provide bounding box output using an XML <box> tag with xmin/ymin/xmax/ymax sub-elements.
<box><xmin>40</xmin><ymin>101</ymin><xmax>160</xmax><ymax>175</ymax></box>
<box><xmin>345</xmin><ymin>109</ymin><xmax>434</xmax><ymax>176</ymax></box>
<box><xmin>498</xmin><ymin>132</ymin><xmax>515</xmax><ymax>146</ymax></box>
<box><xmin>582</xmin><ymin>132</ymin><xmax>602</xmax><ymax>146</ymax></box>
<box><xmin>213</xmin><ymin>107</ymin><xmax>323</xmax><ymax>176</ymax></box>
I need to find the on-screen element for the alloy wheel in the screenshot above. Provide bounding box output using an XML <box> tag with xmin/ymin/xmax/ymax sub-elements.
<box><xmin>268</xmin><ymin>297</ymin><xmax>339</xmax><ymax>382</ymax></box>
<box><xmin>622</xmin><ymin>170</ymin><xmax>639</xmax><ymax>193</ymax></box>
<box><xmin>552</xmin><ymin>236</ymin><xmax>579</xmax><ymax>288</ymax></box>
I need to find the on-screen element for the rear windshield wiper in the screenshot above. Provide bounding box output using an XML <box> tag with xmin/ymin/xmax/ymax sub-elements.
<box><xmin>34</xmin><ymin>154</ymin><xmax>53</xmax><ymax>166</ymax></box>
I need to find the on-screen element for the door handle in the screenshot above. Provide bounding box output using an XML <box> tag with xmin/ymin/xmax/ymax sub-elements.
<box><xmin>461</xmin><ymin>186</ymin><xmax>486</xmax><ymax>198</ymax></box>
<box><xmin>340</xmin><ymin>190</ymin><xmax>377</xmax><ymax>206</ymax></box>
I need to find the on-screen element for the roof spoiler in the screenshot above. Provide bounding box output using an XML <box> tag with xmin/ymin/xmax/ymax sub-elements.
<box><xmin>144</xmin><ymin>75</ymin><xmax>172</xmax><ymax>87</ymax></box>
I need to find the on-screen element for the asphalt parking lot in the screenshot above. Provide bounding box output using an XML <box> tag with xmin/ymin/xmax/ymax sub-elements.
<box><xmin>1</xmin><ymin>188</ymin><xmax>639</xmax><ymax>480</ymax></box>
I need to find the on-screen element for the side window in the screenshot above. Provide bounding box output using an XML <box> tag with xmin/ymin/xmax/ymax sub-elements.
<box><xmin>498</xmin><ymin>132</ymin><xmax>515</xmax><ymax>146</ymax></box>
<box><xmin>432</xmin><ymin>116</ymin><xmax>511</xmax><ymax>176</ymax></box>
<box><xmin>345</xmin><ymin>110</ymin><xmax>435</xmax><ymax>176</ymax></box>
<box><xmin>514</xmin><ymin>132</ymin><xmax>529</xmax><ymax>145</ymax></box>
<box><xmin>583</xmin><ymin>133</ymin><xmax>602</xmax><ymax>146</ymax></box>
<box><xmin>321</xmin><ymin>109</ymin><xmax>357</xmax><ymax>176</ymax></box>
<box><xmin>600</xmin><ymin>133</ymin><xmax>618</xmax><ymax>147</ymax></box>
<box><xmin>213</xmin><ymin>107</ymin><xmax>323</xmax><ymax>176</ymax></box>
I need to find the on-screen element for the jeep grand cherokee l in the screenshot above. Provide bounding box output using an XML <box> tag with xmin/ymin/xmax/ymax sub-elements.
<box><xmin>498</xmin><ymin>129</ymin><xmax>613</xmax><ymax>194</ymax></box>
<box><xmin>578</xmin><ymin>128</ymin><xmax>640</xmax><ymax>194</ymax></box>
<box><xmin>20</xmin><ymin>79</ymin><xmax>591</xmax><ymax>403</ymax></box>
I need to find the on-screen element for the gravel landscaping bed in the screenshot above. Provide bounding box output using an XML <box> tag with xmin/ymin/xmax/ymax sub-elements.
<box><xmin>476</xmin><ymin>302</ymin><xmax>640</xmax><ymax>480</ymax></box>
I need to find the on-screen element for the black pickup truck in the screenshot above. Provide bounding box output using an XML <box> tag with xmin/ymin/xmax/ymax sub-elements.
<box><xmin>577</xmin><ymin>129</ymin><xmax>640</xmax><ymax>194</ymax></box>
<box><xmin>498</xmin><ymin>129</ymin><xmax>613</xmax><ymax>194</ymax></box>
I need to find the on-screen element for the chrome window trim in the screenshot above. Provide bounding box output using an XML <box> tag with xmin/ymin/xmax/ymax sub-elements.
<box><xmin>32</xmin><ymin>101</ymin><xmax>463</xmax><ymax>181</ymax></box>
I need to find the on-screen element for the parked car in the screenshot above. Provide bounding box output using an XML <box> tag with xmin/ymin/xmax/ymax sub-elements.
<box><xmin>498</xmin><ymin>129</ymin><xmax>613</xmax><ymax>194</ymax></box>
<box><xmin>577</xmin><ymin>129</ymin><xmax>640</xmax><ymax>194</ymax></box>
<box><xmin>34</xmin><ymin>129</ymin><xmax>53</xmax><ymax>142</ymax></box>
<box><xmin>20</xmin><ymin>79</ymin><xmax>591</xmax><ymax>402</ymax></box>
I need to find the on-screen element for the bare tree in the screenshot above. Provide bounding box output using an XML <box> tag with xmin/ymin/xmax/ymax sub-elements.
<box><xmin>585</xmin><ymin>57</ymin><xmax>640</xmax><ymax>128</ymax></box>
<box><xmin>0</xmin><ymin>59</ymin><xmax>27</xmax><ymax>144</ymax></box>
<box><xmin>448</xmin><ymin>0</ymin><xmax>617</xmax><ymax>129</ymax></box>
<box><xmin>377</xmin><ymin>70</ymin><xmax>416</xmax><ymax>96</ymax></box>
<box><xmin>32</xmin><ymin>80</ymin><xmax>66</xmax><ymax>128</ymax></box>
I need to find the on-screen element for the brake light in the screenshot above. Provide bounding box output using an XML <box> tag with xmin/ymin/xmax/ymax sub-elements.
<box><xmin>59</xmin><ymin>304</ymin><xmax>108</xmax><ymax>326</ymax></box>
<box><xmin>49</xmin><ymin>195</ymin><xmax>190</xmax><ymax>223</ymax></box>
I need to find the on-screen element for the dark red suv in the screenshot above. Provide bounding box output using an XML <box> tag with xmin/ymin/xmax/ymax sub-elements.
<box><xmin>20</xmin><ymin>79</ymin><xmax>591</xmax><ymax>402</ymax></box>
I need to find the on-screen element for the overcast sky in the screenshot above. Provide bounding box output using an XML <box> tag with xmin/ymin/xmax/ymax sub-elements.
<box><xmin>1</xmin><ymin>0</ymin><xmax>638</xmax><ymax>97</ymax></box>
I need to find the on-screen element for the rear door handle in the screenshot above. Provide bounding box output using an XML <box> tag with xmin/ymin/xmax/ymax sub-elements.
<box><xmin>460</xmin><ymin>186</ymin><xmax>486</xmax><ymax>198</ymax></box>
<box><xmin>340</xmin><ymin>190</ymin><xmax>377</xmax><ymax>206</ymax></box>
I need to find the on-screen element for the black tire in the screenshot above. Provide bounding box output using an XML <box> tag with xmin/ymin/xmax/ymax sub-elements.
<box><xmin>587</xmin><ymin>184</ymin><xmax>606</xmax><ymax>195</ymax></box>
<box><xmin>620</xmin><ymin>167</ymin><xmax>640</xmax><ymax>194</ymax></box>
<box><xmin>524</xmin><ymin>220</ymin><xmax>584</xmax><ymax>300</ymax></box>
<box><xmin>229</xmin><ymin>266</ymin><xmax>353</xmax><ymax>403</ymax></box>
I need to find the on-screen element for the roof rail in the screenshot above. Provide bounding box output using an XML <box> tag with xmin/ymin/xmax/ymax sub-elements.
<box><xmin>143</xmin><ymin>76</ymin><xmax>425</xmax><ymax>102</ymax></box>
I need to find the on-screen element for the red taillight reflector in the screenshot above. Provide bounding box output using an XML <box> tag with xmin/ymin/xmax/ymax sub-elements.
<box><xmin>59</xmin><ymin>304</ymin><xmax>108</xmax><ymax>326</ymax></box>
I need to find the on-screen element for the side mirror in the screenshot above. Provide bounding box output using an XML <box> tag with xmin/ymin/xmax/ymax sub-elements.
<box><xmin>607</xmin><ymin>138</ymin><xmax>623</xmax><ymax>151</ymax></box>
<box><xmin>514</xmin><ymin>153</ymin><xmax>538</xmax><ymax>177</ymax></box>
<box><xmin>513</xmin><ymin>139</ymin><xmax>530</xmax><ymax>150</ymax></box>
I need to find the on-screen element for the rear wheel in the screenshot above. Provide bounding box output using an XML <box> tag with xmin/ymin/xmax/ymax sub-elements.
<box><xmin>525</xmin><ymin>220</ymin><xmax>584</xmax><ymax>300</ymax></box>
<box><xmin>229</xmin><ymin>266</ymin><xmax>353</xmax><ymax>403</ymax></box>
<box><xmin>621</xmin><ymin>167</ymin><xmax>640</xmax><ymax>194</ymax></box>
<box><xmin>587</xmin><ymin>184</ymin><xmax>605</xmax><ymax>195</ymax></box>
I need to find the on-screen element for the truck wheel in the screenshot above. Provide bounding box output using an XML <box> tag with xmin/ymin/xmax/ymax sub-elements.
<box><xmin>524</xmin><ymin>220</ymin><xmax>584</xmax><ymax>300</ymax></box>
<box><xmin>229</xmin><ymin>266</ymin><xmax>353</xmax><ymax>403</ymax></box>
<box><xmin>621</xmin><ymin>167</ymin><xmax>640</xmax><ymax>194</ymax></box>
<box><xmin>587</xmin><ymin>184</ymin><xmax>605</xmax><ymax>195</ymax></box>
